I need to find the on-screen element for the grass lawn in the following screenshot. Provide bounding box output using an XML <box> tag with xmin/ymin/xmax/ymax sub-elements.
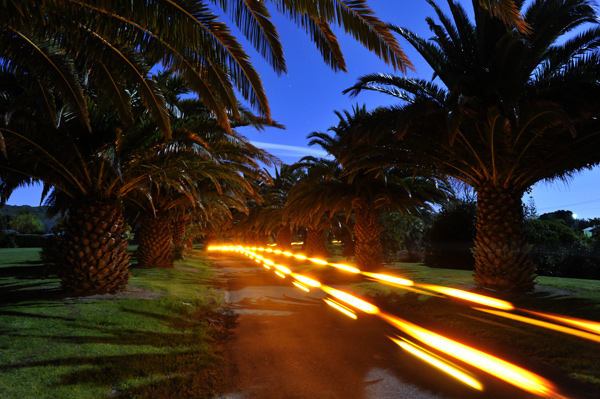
<box><xmin>0</xmin><ymin>247</ymin><xmax>229</xmax><ymax>399</ymax></box>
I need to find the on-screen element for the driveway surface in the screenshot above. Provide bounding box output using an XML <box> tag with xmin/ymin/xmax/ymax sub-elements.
<box><xmin>210</xmin><ymin>254</ymin><xmax>591</xmax><ymax>399</ymax></box>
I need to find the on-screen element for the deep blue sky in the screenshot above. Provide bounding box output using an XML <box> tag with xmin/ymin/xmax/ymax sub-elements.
<box><xmin>6</xmin><ymin>0</ymin><xmax>600</xmax><ymax>218</ymax></box>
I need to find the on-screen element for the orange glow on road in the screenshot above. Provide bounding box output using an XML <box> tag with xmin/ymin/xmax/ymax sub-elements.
<box><xmin>391</xmin><ymin>337</ymin><xmax>483</xmax><ymax>391</ymax></box>
<box><xmin>330</xmin><ymin>263</ymin><xmax>360</xmax><ymax>274</ymax></box>
<box><xmin>363</xmin><ymin>272</ymin><xmax>414</xmax><ymax>287</ymax></box>
<box><xmin>293</xmin><ymin>282</ymin><xmax>310</xmax><ymax>292</ymax></box>
<box><xmin>292</xmin><ymin>274</ymin><xmax>321</xmax><ymax>287</ymax></box>
<box><xmin>419</xmin><ymin>285</ymin><xmax>514</xmax><ymax>311</ymax></box>
<box><xmin>324</xmin><ymin>299</ymin><xmax>357</xmax><ymax>319</ymax></box>
<box><xmin>476</xmin><ymin>308</ymin><xmax>600</xmax><ymax>344</ymax></box>
<box><xmin>524</xmin><ymin>310</ymin><xmax>600</xmax><ymax>336</ymax></box>
<box><xmin>308</xmin><ymin>257</ymin><xmax>328</xmax><ymax>265</ymax></box>
<box><xmin>322</xmin><ymin>287</ymin><xmax>379</xmax><ymax>314</ymax></box>
<box><xmin>381</xmin><ymin>314</ymin><xmax>561</xmax><ymax>397</ymax></box>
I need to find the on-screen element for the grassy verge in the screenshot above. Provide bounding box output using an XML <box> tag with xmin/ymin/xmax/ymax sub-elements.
<box><xmin>0</xmin><ymin>248</ymin><xmax>228</xmax><ymax>399</ymax></box>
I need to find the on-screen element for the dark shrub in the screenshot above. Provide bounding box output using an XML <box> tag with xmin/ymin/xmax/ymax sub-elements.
<box><xmin>14</xmin><ymin>234</ymin><xmax>48</xmax><ymax>248</ymax></box>
<box><xmin>424</xmin><ymin>202</ymin><xmax>477</xmax><ymax>270</ymax></box>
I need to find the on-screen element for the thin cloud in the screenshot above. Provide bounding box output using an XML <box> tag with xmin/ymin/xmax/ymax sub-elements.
<box><xmin>251</xmin><ymin>141</ymin><xmax>329</xmax><ymax>158</ymax></box>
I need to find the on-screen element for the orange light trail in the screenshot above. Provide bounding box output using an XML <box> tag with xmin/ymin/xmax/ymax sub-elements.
<box><xmin>274</xmin><ymin>265</ymin><xmax>292</xmax><ymax>275</ymax></box>
<box><xmin>524</xmin><ymin>310</ymin><xmax>600</xmax><ymax>336</ymax></box>
<box><xmin>381</xmin><ymin>314</ymin><xmax>561</xmax><ymax>397</ymax></box>
<box><xmin>363</xmin><ymin>272</ymin><xmax>413</xmax><ymax>287</ymax></box>
<box><xmin>291</xmin><ymin>274</ymin><xmax>321</xmax><ymax>287</ymax></box>
<box><xmin>419</xmin><ymin>285</ymin><xmax>514</xmax><ymax>311</ymax></box>
<box><xmin>293</xmin><ymin>254</ymin><xmax>308</xmax><ymax>260</ymax></box>
<box><xmin>330</xmin><ymin>263</ymin><xmax>360</xmax><ymax>274</ymax></box>
<box><xmin>324</xmin><ymin>299</ymin><xmax>357</xmax><ymax>319</ymax></box>
<box><xmin>293</xmin><ymin>282</ymin><xmax>310</xmax><ymax>292</ymax></box>
<box><xmin>273</xmin><ymin>250</ymin><xmax>282</xmax><ymax>254</ymax></box>
<box><xmin>322</xmin><ymin>287</ymin><xmax>379</xmax><ymax>314</ymax></box>
<box><xmin>391</xmin><ymin>337</ymin><xmax>483</xmax><ymax>391</ymax></box>
<box><xmin>274</xmin><ymin>271</ymin><xmax>286</xmax><ymax>279</ymax></box>
<box><xmin>476</xmin><ymin>308</ymin><xmax>600</xmax><ymax>344</ymax></box>
<box><xmin>282</xmin><ymin>251</ymin><xmax>293</xmax><ymax>257</ymax></box>
<box><xmin>308</xmin><ymin>257</ymin><xmax>328</xmax><ymax>265</ymax></box>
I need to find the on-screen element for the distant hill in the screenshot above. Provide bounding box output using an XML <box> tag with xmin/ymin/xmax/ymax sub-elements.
<box><xmin>0</xmin><ymin>205</ymin><xmax>61</xmax><ymax>232</ymax></box>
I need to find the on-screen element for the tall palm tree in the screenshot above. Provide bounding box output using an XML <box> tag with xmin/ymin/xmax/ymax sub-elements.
<box><xmin>343</xmin><ymin>0</ymin><xmax>600</xmax><ymax>291</ymax></box>
<box><xmin>306</xmin><ymin>105</ymin><xmax>450</xmax><ymax>269</ymax></box>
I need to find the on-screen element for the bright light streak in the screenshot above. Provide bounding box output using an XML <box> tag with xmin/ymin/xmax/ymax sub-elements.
<box><xmin>291</xmin><ymin>241</ymin><xmax>304</xmax><ymax>245</ymax></box>
<box><xmin>282</xmin><ymin>251</ymin><xmax>293</xmax><ymax>257</ymax></box>
<box><xmin>419</xmin><ymin>285</ymin><xmax>514</xmax><ymax>311</ymax></box>
<box><xmin>250</xmin><ymin>247</ymin><xmax>257</xmax><ymax>251</ymax></box>
<box><xmin>293</xmin><ymin>282</ymin><xmax>310</xmax><ymax>292</ymax></box>
<box><xmin>263</xmin><ymin>259</ymin><xmax>275</xmax><ymax>266</ymax></box>
<box><xmin>265</xmin><ymin>248</ymin><xmax>273</xmax><ymax>253</ymax></box>
<box><xmin>275</xmin><ymin>271</ymin><xmax>286</xmax><ymax>279</ymax></box>
<box><xmin>293</xmin><ymin>254</ymin><xmax>308</xmax><ymax>260</ymax></box>
<box><xmin>274</xmin><ymin>250</ymin><xmax>282</xmax><ymax>254</ymax></box>
<box><xmin>330</xmin><ymin>263</ymin><xmax>360</xmax><ymax>274</ymax></box>
<box><xmin>524</xmin><ymin>310</ymin><xmax>600</xmax><ymax>336</ymax></box>
<box><xmin>264</xmin><ymin>264</ymin><xmax>271</xmax><ymax>270</ymax></box>
<box><xmin>308</xmin><ymin>258</ymin><xmax>328</xmax><ymax>265</ymax></box>
<box><xmin>274</xmin><ymin>265</ymin><xmax>292</xmax><ymax>275</ymax></box>
<box><xmin>257</xmin><ymin>247</ymin><xmax>265</xmax><ymax>252</ymax></box>
<box><xmin>363</xmin><ymin>272</ymin><xmax>413</xmax><ymax>287</ymax></box>
<box><xmin>324</xmin><ymin>299</ymin><xmax>357</xmax><ymax>319</ymax></box>
<box><xmin>381</xmin><ymin>314</ymin><xmax>560</xmax><ymax>397</ymax></box>
<box><xmin>476</xmin><ymin>308</ymin><xmax>600</xmax><ymax>344</ymax></box>
<box><xmin>322</xmin><ymin>287</ymin><xmax>379</xmax><ymax>314</ymax></box>
<box><xmin>391</xmin><ymin>337</ymin><xmax>483</xmax><ymax>391</ymax></box>
<box><xmin>292</xmin><ymin>274</ymin><xmax>321</xmax><ymax>287</ymax></box>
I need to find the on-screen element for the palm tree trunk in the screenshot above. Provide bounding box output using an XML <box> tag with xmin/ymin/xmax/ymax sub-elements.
<box><xmin>276</xmin><ymin>225</ymin><xmax>292</xmax><ymax>250</ymax></box>
<box><xmin>172</xmin><ymin>216</ymin><xmax>189</xmax><ymax>261</ymax></box>
<box><xmin>340</xmin><ymin>225</ymin><xmax>355</xmax><ymax>258</ymax></box>
<box><xmin>473</xmin><ymin>184</ymin><xmax>536</xmax><ymax>292</ymax></box>
<box><xmin>305</xmin><ymin>228</ymin><xmax>328</xmax><ymax>257</ymax></box>
<box><xmin>353</xmin><ymin>198</ymin><xmax>384</xmax><ymax>270</ymax></box>
<box><xmin>61</xmin><ymin>198</ymin><xmax>130</xmax><ymax>296</ymax></box>
<box><xmin>137</xmin><ymin>210</ymin><xmax>173</xmax><ymax>268</ymax></box>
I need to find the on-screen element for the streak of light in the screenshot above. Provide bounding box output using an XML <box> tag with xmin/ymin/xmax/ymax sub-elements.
<box><xmin>381</xmin><ymin>314</ymin><xmax>561</xmax><ymax>398</ymax></box>
<box><xmin>292</xmin><ymin>274</ymin><xmax>321</xmax><ymax>287</ymax></box>
<box><xmin>475</xmin><ymin>308</ymin><xmax>600</xmax><ymax>344</ymax></box>
<box><xmin>263</xmin><ymin>259</ymin><xmax>275</xmax><ymax>266</ymax></box>
<box><xmin>275</xmin><ymin>271</ymin><xmax>286</xmax><ymax>279</ymax></box>
<box><xmin>391</xmin><ymin>337</ymin><xmax>483</xmax><ymax>391</ymax></box>
<box><xmin>291</xmin><ymin>241</ymin><xmax>304</xmax><ymax>245</ymax></box>
<box><xmin>523</xmin><ymin>310</ymin><xmax>600</xmax><ymax>336</ymax></box>
<box><xmin>265</xmin><ymin>248</ymin><xmax>273</xmax><ymax>253</ymax></box>
<box><xmin>330</xmin><ymin>263</ymin><xmax>360</xmax><ymax>274</ymax></box>
<box><xmin>308</xmin><ymin>258</ymin><xmax>328</xmax><ymax>265</ymax></box>
<box><xmin>257</xmin><ymin>247</ymin><xmax>265</xmax><ymax>252</ymax></box>
<box><xmin>254</xmin><ymin>259</ymin><xmax>261</xmax><ymax>263</ymax></box>
<box><xmin>267</xmin><ymin>243</ymin><xmax>277</xmax><ymax>247</ymax></box>
<box><xmin>274</xmin><ymin>265</ymin><xmax>292</xmax><ymax>275</ymax></box>
<box><xmin>263</xmin><ymin>264</ymin><xmax>271</xmax><ymax>270</ymax></box>
<box><xmin>274</xmin><ymin>250</ymin><xmax>282</xmax><ymax>254</ymax></box>
<box><xmin>321</xmin><ymin>287</ymin><xmax>379</xmax><ymax>314</ymax></box>
<box><xmin>363</xmin><ymin>272</ymin><xmax>413</xmax><ymax>287</ymax></box>
<box><xmin>250</xmin><ymin>247</ymin><xmax>257</xmax><ymax>251</ymax></box>
<box><xmin>324</xmin><ymin>298</ymin><xmax>357</xmax><ymax>319</ymax></box>
<box><xmin>282</xmin><ymin>251</ymin><xmax>293</xmax><ymax>257</ymax></box>
<box><xmin>293</xmin><ymin>254</ymin><xmax>308</xmax><ymax>260</ymax></box>
<box><xmin>293</xmin><ymin>282</ymin><xmax>310</xmax><ymax>292</ymax></box>
<box><xmin>418</xmin><ymin>285</ymin><xmax>514</xmax><ymax>311</ymax></box>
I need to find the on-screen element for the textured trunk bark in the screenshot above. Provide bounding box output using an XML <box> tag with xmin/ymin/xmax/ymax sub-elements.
<box><xmin>305</xmin><ymin>228</ymin><xmax>328</xmax><ymax>257</ymax></box>
<box><xmin>137</xmin><ymin>210</ymin><xmax>173</xmax><ymax>268</ymax></box>
<box><xmin>172</xmin><ymin>216</ymin><xmax>190</xmax><ymax>260</ymax></box>
<box><xmin>474</xmin><ymin>184</ymin><xmax>536</xmax><ymax>292</ymax></box>
<box><xmin>276</xmin><ymin>225</ymin><xmax>292</xmax><ymax>250</ymax></box>
<box><xmin>61</xmin><ymin>198</ymin><xmax>130</xmax><ymax>296</ymax></box>
<box><xmin>353</xmin><ymin>198</ymin><xmax>383</xmax><ymax>270</ymax></box>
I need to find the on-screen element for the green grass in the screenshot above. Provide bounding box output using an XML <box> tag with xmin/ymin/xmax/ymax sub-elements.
<box><xmin>0</xmin><ymin>248</ymin><xmax>228</xmax><ymax>399</ymax></box>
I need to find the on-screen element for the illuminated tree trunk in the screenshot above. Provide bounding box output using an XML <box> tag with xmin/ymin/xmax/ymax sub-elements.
<box><xmin>305</xmin><ymin>228</ymin><xmax>328</xmax><ymax>257</ymax></box>
<box><xmin>276</xmin><ymin>225</ymin><xmax>292</xmax><ymax>250</ymax></box>
<box><xmin>137</xmin><ymin>210</ymin><xmax>173</xmax><ymax>268</ymax></box>
<box><xmin>61</xmin><ymin>198</ymin><xmax>130</xmax><ymax>295</ymax></box>
<box><xmin>353</xmin><ymin>198</ymin><xmax>383</xmax><ymax>270</ymax></box>
<box><xmin>473</xmin><ymin>184</ymin><xmax>536</xmax><ymax>292</ymax></box>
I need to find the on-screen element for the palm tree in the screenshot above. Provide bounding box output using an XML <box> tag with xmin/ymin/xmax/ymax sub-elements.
<box><xmin>0</xmin><ymin>0</ymin><xmax>418</xmax><ymax>138</ymax></box>
<box><xmin>305</xmin><ymin>105</ymin><xmax>450</xmax><ymax>269</ymax></box>
<box><xmin>343</xmin><ymin>0</ymin><xmax>600</xmax><ymax>292</ymax></box>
